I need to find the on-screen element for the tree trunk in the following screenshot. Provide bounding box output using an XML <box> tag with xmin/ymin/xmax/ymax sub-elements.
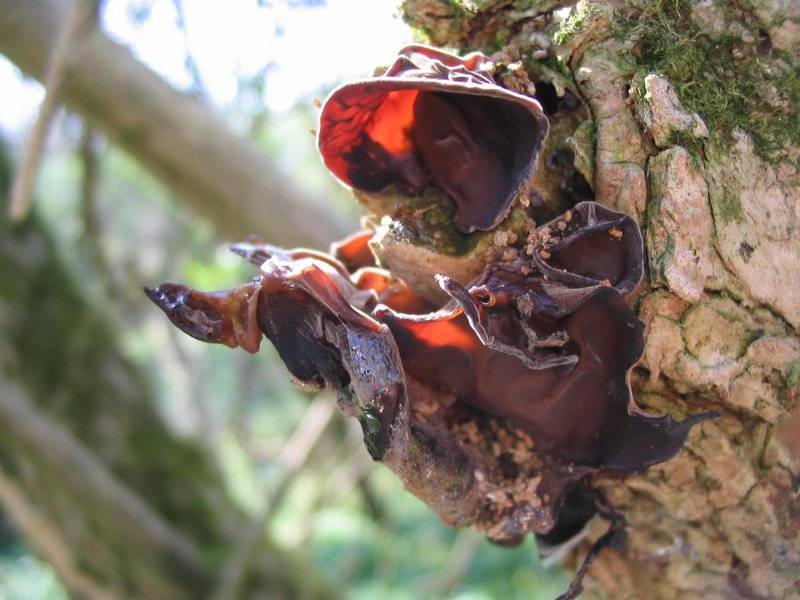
<box><xmin>0</xmin><ymin>0</ymin><xmax>355</xmax><ymax>247</ymax></box>
<box><xmin>400</xmin><ymin>1</ymin><xmax>800</xmax><ymax>597</ymax></box>
<box><xmin>0</xmin><ymin>145</ymin><xmax>339</xmax><ymax>599</ymax></box>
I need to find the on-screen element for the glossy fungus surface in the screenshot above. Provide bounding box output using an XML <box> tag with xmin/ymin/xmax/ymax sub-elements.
<box><xmin>147</xmin><ymin>204</ymin><xmax>714</xmax><ymax>472</ymax></box>
<box><xmin>147</xmin><ymin>43</ymin><xmax>719</xmax><ymax>600</ymax></box>
<box><xmin>317</xmin><ymin>45</ymin><xmax>549</xmax><ymax>233</ymax></box>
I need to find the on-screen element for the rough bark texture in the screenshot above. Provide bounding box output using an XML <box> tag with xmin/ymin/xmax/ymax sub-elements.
<box><xmin>0</xmin><ymin>0</ymin><xmax>354</xmax><ymax>248</ymax></box>
<box><xmin>0</xmin><ymin>145</ymin><xmax>339</xmax><ymax>599</ymax></box>
<box><xmin>399</xmin><ymin>1</ymin><xmax>799</xmax><ymax>598</ymax></box>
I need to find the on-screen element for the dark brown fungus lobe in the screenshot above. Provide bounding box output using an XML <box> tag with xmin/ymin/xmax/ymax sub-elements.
<box><xmin>147</xmin><ymin>255</ymin><xmax>404</xmax><ymax>461</ymax></box>
<box><xmin>145</xmin><ymin>202</ymin><xmax>717</xmax><ymax>600</ymax></box>
<box><xmin>377</xmin><ymin>278</ymin><xmax>714</xmax><ymax>471</ymax></box>
<box><xmin>375</xmin><ymin>202</ymin><xmax>715</xmax><ymax>470</ymax></box>
<box><xmin>317</xmin><ymin>45</ymin><xmax>549</xmax><ymax>233</ymax></box>
<box><xmin>144</xmin><ymin>281</ymin><xmax>263</xmax><ymax>352</ymax></box>
<box><xmin>531</xmin><ymin>202</ymin><xmax>644</xmax><ymax>296</ymax></box>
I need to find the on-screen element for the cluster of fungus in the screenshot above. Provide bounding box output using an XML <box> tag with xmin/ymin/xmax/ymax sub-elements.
<box><xmin>147</xmin><ymin>46</ymin><xmax>715</xmax><ymax>599</ymax></box>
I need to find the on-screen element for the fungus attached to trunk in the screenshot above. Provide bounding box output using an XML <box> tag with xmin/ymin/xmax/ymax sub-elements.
<box><xmin>147</xmin><ymin>43</ymin><xmax>719</xmax><ymax>600</ymax></box>
<box><xmin>317</xmin><ymin>45</ymin><xmax>549</xmax><ymax>233</ymax></box>
<box><xmin>146</xmin><ymin>203</ymin><xmax>716</xmax><ymax>600</ymax></box>
<box><xmin>146</xmin><ymin>203</ymin><xmax>714</xmax><ymax>518</ymax></box>
<box><xmin>375</xmin><ymin>203</ymin><xmax>715</xmax><ymax>471</ymax></box>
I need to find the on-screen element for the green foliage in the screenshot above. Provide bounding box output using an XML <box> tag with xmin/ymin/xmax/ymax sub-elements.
<box><xmin>282</xmin><ymin>469</ymin><xmax>570</xmax><ymax>599</ymax></box>
<box><xmin>618</xmin><ymin>0</ymin><xmax>800</xmax><ymax>164</ymax></box>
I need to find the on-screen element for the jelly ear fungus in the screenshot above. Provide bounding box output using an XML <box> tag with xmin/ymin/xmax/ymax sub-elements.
<box><xmin>317</xmin><ymin>45</ymin><xmax>549</xmax><ymax>233</ymax></box>
<box><xmin>148</xmin><ymin>45</ymin><xmax>718</xmax><ymax>600</ymax></box>
<box><xmin>146</xmin><ymin>206</ymin><xmax>716</xmax><ymax>599</ymax></box>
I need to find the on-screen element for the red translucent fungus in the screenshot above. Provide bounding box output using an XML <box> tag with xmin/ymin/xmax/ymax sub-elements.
<box><xmin>330</xmin><ymin>229</ymin><xmax>377</xmax><ymax>272</ymax></box>
<box><xmin>317</xmin><ymin>45</ymin><xmax>549</xmax><ymax>233</ymax></box>
<box><xmin>148</xmin><ymin>42</ymin><xmax>718</xmax><ymax>599</ymax></box>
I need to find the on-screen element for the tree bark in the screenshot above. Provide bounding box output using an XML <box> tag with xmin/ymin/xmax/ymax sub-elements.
<box><xmin>0</xmin><ymin>144</ymin><xmax>339</xmax><ymax>599</ymax></box>
<box><xmin>0</xmin><ymin>0</ymin><xmax>355</xmax><ymax>248</ymax></box>
<box><xmin>399</xmin><ymin>1</ymin><xmax>800</xmax><ymax>598</ymax></box>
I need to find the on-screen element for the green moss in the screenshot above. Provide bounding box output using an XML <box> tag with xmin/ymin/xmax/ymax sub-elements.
<box><xmin>554</xmin><ymin>2</ymin><xmax>602</xmax><ymax>46</ymax></box>
<box><xmin>382</xmin><ymin>190</ymin><xmax>488</xmax><ymax>256</ymax></box>
<box><xmin>664</xmin><ymin>129</ymin><xmax>705</xmax><ymax>161</ymax></box>
<box><xmin>358</xmin><ymin>408</ymin><xmax>387</xmax><ymax>461</ymax></box>
<box><xmin>786</xmin><ymin>360</ymin><xmax>800</xmax><ymax>389</ymax></box>
<box><xmin>617</xmin><ymin>0</ymin><xmax>800</xmax><ymax>165</ymax></box>
<box><xmin>649</xmin><ymin>234</ymin><xmax>676</xmax><ymax>285</ymax></box>
<box><xmin>491</xmin><ymin>26</ymin><xmax>511</xmax><ymax>51</ymax></box>
<box><xmin>713</xmin><ymin>189</ymin><xmax>746</xmax><ymax>224</ymax></box>
<box><xmin>528</xmin><ymin>51</ymin><xmax>580</xmax><ymax>94</ymax></box>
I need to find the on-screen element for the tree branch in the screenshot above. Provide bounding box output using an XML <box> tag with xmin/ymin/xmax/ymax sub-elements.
<box><xmin>213</xmin><ymin>396</ymin><xmax>336</xmax><ymax>600</ymax></box>
<box><xmin>0</xmin><ymin>380</ymin><xmax>201</xmax><ymax>597</ymax></box>
<box><xmin>8</xmin><ymin>0</ymin><xmax>98</xmax><ymax>221</ymax></box>
<box><xmin>0</xmin><ymin>0</ymin><xmax>355</xmax><ymax>247</ymax></box>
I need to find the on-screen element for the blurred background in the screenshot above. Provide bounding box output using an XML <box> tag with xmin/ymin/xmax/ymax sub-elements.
<box><xmin>0</xmin><ymin>1</ymin><xmax>568</xmax><ymax>597</ymax></box>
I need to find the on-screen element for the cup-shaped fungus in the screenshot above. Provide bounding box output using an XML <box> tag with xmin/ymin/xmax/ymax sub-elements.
<box><xmin>146</xmin><ymin>202</ymin><xmax>715</xmax><ymax>519</ymax></box>
<box><xmin>146</xmin><ymin>202</ymin><xmax>716</xmax><ymax>599</ymax></box>
<box><xmin>317</xmin><ymin>45</ymin><xmax>549</xmax><ymax>233</ymax></box>
<box><xmin>147</xmin><ymin>44</ymin><xmax>718</xmax><ymax>600</ymax></box>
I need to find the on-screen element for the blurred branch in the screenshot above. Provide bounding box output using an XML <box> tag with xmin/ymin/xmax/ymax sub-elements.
<box><xmin>0</xmin><ymin>150</ymin><xmax>341</xmax><ymax>597</ymax></box>
<box><xmin>8</xmin><ymin>0</ymin><xmax>100</xmax><ymax>221</ymax></box>
<box><xmin>0</xmin><ymin>380</ymin><xmax>201</xmax><ymax>599</ymax></box>
<box><xmin>0</xmin><ymin>0</ymin><xmax>355</xmax><ymax>247</ymax></box>
<box><xmin>213</xmin><ymin>395</ymin><xmax>336</xmax><ymax>600</ymax></box>
<box><xmin>170</xmin><ymin>0</ymin><xmax>210</xmax><ymax>100</ymax></box>
<box><xmin>80</xmin><ymin>127</ymin><xmax>102</xmax><ymax>239</ymax></box>
<box><xmin>413</xmin><ymin>528</ymin><xmax>481</xmax><ymax>596</ymax></box>
<box><xmin>79</xmin><ymin>125</ymin><xmax>132</xmax><ymax>305</ymax></box>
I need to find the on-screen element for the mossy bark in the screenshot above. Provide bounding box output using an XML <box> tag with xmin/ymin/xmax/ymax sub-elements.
<box><xmin>0</xmin><ymin>146</ymin><xmax>338</xmax><ymax>599</ymax></box>
<box><xmin>402</xmin><ymin>1</ymin><xmax>799</xmax><ymax>597</ymax></box>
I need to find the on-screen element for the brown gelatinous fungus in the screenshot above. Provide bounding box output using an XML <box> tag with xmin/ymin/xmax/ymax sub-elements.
<box><xmin>147</xmin><ymin>44</ymin><xmax>719</xmax><ymax>600</ymax></box>
<box><xmin>146</xmin><ymin>202</ymin><xmax>717</xmax><ymax>599</ymax></box>
<box><xmin>528</xmin><ymin>201</ymin><xmax>644</xmax><ymax>297</ymax></box>
<box><xmin>317</xmin><ymin>45</ymin><xmax>549</xmax><ymax>233</ymax></box>
<box><xmin>376</xmin><ymin>202</ymin><xmax>716</xmax><ymax>471</ymax></box>
<box><xmin>330</xmin><ymin>229</ymin><xmax>377</xmax><ymax>272</ymax></box>
<box><xmin>148</xmin><ymin>254</ymin><xmax>405</xmax><ymax>461</ymax></box>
